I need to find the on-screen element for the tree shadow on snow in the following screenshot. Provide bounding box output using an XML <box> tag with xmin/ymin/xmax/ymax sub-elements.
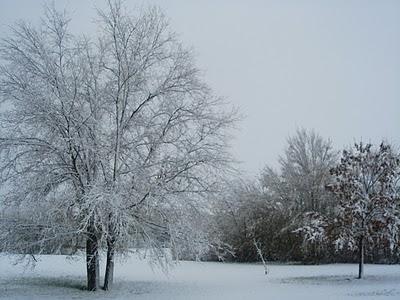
<box><xmin>0</xmin><ymin>276</ymin><xmax>194</xmax><ymax>299</ymax></box>
<box><xmin>0</xmin><ymin>276</ymin><xmax>86</xmax><ymax>294</ymax></box>
<box><xmin>278</xmin><ymin>274</ymin><xmax>400</xmax><ymax>286</ymax></box>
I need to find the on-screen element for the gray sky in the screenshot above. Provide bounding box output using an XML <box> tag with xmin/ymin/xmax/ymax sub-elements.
<box><xmin>1</xmin><ymin>0</ymin><xmax>399</xmax><ymax>176</ymax></box>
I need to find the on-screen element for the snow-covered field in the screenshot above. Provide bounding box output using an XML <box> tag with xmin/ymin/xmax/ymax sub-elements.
<box><xmin>0</xmin><ymin>254</ymin><xmax>399</xmax><ymax>300</ymax></box>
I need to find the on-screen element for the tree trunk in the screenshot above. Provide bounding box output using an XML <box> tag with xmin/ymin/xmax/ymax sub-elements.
<box><xmin>358</xmin><ymin>235</ymin><xmax>364</xmax><ymax>279</ymax></box>
<box><xmin>86</xmin><ymin>229</ymin><xmax>100</xmax><ymax>291</ymax></box>
<box><xmin>103</xmin><ymin>237</ymin><xmax>115</xmax><ymax>291</ymax></box>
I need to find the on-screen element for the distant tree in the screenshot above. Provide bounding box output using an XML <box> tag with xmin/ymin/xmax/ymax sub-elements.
<box><xmin>260</xmin><ymin>128</ymin><xmax>337</xmax><ymax>261</ymax></box>
<box><xmin>262</xmin><ymin>128</ymin><xmax>337</xmax><ymax>213</ymax></box>
<box><xmin>327</xmin><ymin>142</ymin><xmax>400</xmax><ymax>279</ymax></box>
<box><xmin>0</xmin><ymin>0</ymin><xmax>236</xmax><ymax>291</ymax></box>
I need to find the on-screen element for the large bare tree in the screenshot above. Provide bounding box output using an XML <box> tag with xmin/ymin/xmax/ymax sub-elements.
<box><xmin>0</xmin><ymin>1</ymin><xmax>236</xmax><ymax>291</ymax></box>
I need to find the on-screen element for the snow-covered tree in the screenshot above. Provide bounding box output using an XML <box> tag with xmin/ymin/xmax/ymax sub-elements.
<box><xmin>0</xmin><ymin>4</ymin><xmax>102</xmax><ymax>289</ymax></box>
<box><xmin>262</xmin><ymin>128</ymin><xmax>337</xmax><ymax>214</ymax></box>
<box><xmin>0</xmin><ymin>1</ymin><xmax>237</xmax><ymax>291</ymax></box>
<box><xmin>260</xmin><ymin>128</ymin><xmax>337</xmax><ymax>261</ymax></box>
<box><xmin>328</xmin><ymin>142</ymin><xmax>400</xmax><ymax>278</ymax></box>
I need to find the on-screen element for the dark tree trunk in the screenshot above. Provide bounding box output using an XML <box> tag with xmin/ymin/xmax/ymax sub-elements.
<box><xmin>358</xmin><ymin>235</ymin><xmax>364</xmax><ymax>279</ymax></box>
<box><xmin>86</xmin><ymin>229</ymin><xmax>100</xmax><ymax>291</ymax></box>
<box><xmin>103</xmin><ymin>237</ymin><xmax>115</xmax><ymax>291</ymax></box>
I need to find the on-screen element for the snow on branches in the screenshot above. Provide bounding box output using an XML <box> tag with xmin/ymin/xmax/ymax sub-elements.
<box><xmin>0</xmin><ymin>0</ymin><xmax>237</xmax><ymax>290</ymax></box>
<box><xmin>328</xmin><ymin>142</ymin><xmax>400</xmax><ymax>253</ymax></box>
<box><xmin>294</xmin><ymin>141</ymin><xmax>400</xmax><ymax>278</ymax></box>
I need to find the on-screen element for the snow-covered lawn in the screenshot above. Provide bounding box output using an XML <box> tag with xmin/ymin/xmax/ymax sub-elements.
<box><xmin>0</xmin><ymin>254</ymin><xmax>399</xmax><ymax>299</ymax></box>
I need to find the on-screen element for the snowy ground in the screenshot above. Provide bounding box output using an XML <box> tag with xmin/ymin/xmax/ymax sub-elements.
<box><xmin>0</xmin><ymin>254</ymin><xmax>399</xmax><ymax>299</ymax></box>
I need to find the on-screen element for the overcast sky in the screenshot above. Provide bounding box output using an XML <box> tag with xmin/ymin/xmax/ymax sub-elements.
<box><xmin>1</xmin><ymin>0</ymin><xmax>399</xmax><ymax>176</ymax></box>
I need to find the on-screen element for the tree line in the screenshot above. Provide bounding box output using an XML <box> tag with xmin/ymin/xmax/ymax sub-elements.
<box><xmin>211</xmin><ymin>129</ymin><xmax>400</xmax><ymax>279</ymax></box>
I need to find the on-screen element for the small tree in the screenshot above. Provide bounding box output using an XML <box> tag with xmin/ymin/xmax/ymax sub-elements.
<box><xmin>328</xmin><ymin>142</ymin><xmax>400</xmax><ymax>279</ymax></box>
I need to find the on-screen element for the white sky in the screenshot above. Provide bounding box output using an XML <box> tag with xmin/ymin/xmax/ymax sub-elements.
<box><xmin>1</xmin><ymin>0</ymin><xmax>399</xmax><ymax>176</ymax></box>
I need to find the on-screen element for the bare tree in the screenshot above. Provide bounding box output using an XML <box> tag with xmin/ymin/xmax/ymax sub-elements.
<box><xmin>94</xmin><ymin>1</ymin><xmax>237</xmax><ymax>290</ymax></box>
<box><xmin>262</xmin><ymin>128</ymin><xmax>337</xmax><ymax>214</ymax></box>
<box><xmin>0</xmin><ymin>1</ymin><xmax>237</xmax><ymax>291</ymax></box>
<box><xmin>0</xmin><ymin>4</ymin><xmax>104</xmax><ymax>290</ymax></box>
<box><xmin>260</xmin><ymin>129</ymin><xmax>337</xmax><ymax>261</ymax></box>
